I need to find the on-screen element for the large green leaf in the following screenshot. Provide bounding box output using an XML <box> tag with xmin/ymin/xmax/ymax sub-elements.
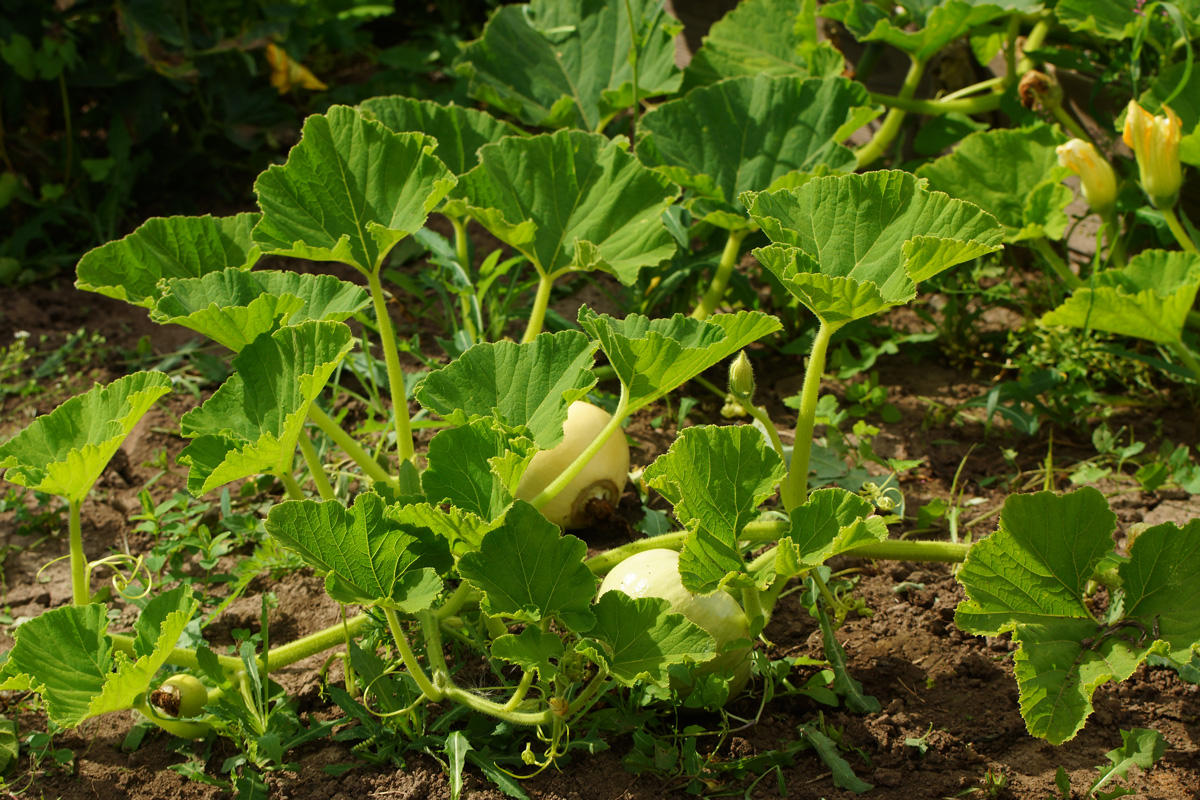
<box><xmin>637</xmin><ymin>75</ymin><xmax>873</xmax><ymax>229</ymax></box>
<box><xmin>682</xmin><ymin>0</ymin><xmax>845</xmax><ymax>91</ymax></box>
<box><xmin>644</xmin><ymin>425</ymin><xmax>784</xmax><ymax>594</ymax></box>
<box><xmin>746</xmin><ymin>171</ymin><xmax>1003</xmax><ymax>324</ymax></box>
<box><xmin>0</xmin><ymin>371</ymin><xmax>172</xmax><ymax>504</ymax></box>
<box><xmin>177</xmin><ymin>321</ymin><xmax>354</xmax><ymax>495</ymax></box>
<box><xmin>421</xmin><ymin>419</ymin><xmax>537</xmax><ymax>521</ymax></box>
<box><xmin>252</xmin><ymin>106</ymin><xmax>456</xmax><ymax>276</ymax></box>
<box><xmin>578</xmin><ymin>307</ymin><xmax>782</xmax><ymax>413</ymax></box>
<box><xmin>1042</xmin><ymin>251</ymin><xmax>1200</xmax><ymax>345</ymax></box>
<box><xmin>415</xmin><ymin>331</ymin><xmax>597</xmax><ymax>448</ymax></box>
<box><xmin>458</xmin><ymin>501</ymin><xmax>597</xmax><ymax>632</ymax></box>
<box><xmin>453</xmin><ymin>0</ymin><xmax>680</xmax><ymax>131</ymax></box>
<box><xmin>915</xmin><ymin>125</ymin><xmax>1072</xmax><ymax>242</ymax></box>
<box><xmin>151</xmin><ymin>269</ymin><xmax>370</xmax><ymax>352</ymax></box>
<box><xmin>359</xmin><ymin>96</ymin><xmax>525</xmax><ymax>176</ymax></box>
<box><xmin>265</xmin><ymin>493</ymin><xmax>453</xmax><ymax>609</ymax></box>
<box><xmin>1054</xmin><ymin>0</ymin><xmax>1138</xmax><ymax>39</ymax></box>
<box><xmin>821</xmin><ymin>0</ymin><xmax>1041</xmax><ymax>62</ymax></box>
<box><xmin>774</xmin><ymin>488</ymin><xmax>889</xmax><ymax>580</ymax></box>
<box><xmin>955</xmin><ymin>488</ymin><xmax>1199</xmax><ymax>744</ymax></box>
<box><xmin>0</xmin><ymin>587</ymin><xmax>197</xmax><ymax>727</ymax></box>
<box><xmin>75</xmin><ymin>213</ymin><xmax>261</xmax><ymax>308</ymax></box>
<box><xmin>578</xmin><ymin>592</ymin><xmax>715</xmax><ymax>686</ymax></box>
<box><xmin>491</xmin><ymin>627</ymin><xmax>565</xmax><ymax>680</ymax></box>
<box><xmin>450</xmin><ymin>130</ymin><xmax>678</xmax><ymax>283</ymax></box>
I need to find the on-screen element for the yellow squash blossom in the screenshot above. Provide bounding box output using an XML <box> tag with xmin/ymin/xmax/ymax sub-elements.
<box><xmin>1056</xmin><ymin>139</ymin><xmax>1117</xmax><ymax>216</ymax></box>
<box><xmin>1123</xmin><ymin>100</ymin><xmax>1183</xmax><ymax>208</ymax></box>
<box><xmin>265</xmin><ymin>44</ymin><xmax>328</xmax><ymax>94</ymax></box>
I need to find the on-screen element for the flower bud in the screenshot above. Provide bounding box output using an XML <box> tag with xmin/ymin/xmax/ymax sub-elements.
<box><xmin>1122</xmin><ymin>100</ymin><xmax>1183</xmax><ymax>209</ymax></box>
<box><xmin>1018</xmin><ymin>71</ymin><xmax>1062</xmax><ymax>111</ymax></box>
<box><xmin>728</xmin><ymin>351</ymin><xmax>755</xmax><ymax>403</ymax></box>
<box><xmin>1056</xmin><ymin>139</ymin><xmax>1118</xmax><ymax>217</ymax></box>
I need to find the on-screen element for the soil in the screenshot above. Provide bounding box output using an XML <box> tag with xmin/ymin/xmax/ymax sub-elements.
<box><xmin>2</xmin><ymin>271</ymin><xmax>1199</xmax><ymax>800</ymax></box>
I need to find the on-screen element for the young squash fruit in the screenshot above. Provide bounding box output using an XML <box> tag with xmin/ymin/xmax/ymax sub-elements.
<box><xmin>513</xmin><ymin>401</ymin><xmax>630</xmax><ymax>529</ymax></box>
<box><xmin>598</xmin><ymin>548</ymin><xmax>752</xmax><ymax>695</ymax></box>
<box><xmin>151</xmin><ymin>674</ymin><xmax>208</xmax><ymax>718</ymax></box>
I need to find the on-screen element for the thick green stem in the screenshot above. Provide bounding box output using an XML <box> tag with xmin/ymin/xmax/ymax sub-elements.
<box><xmin>1163</xmin><ymin>206</ymin><xmax>1198</xmax><ymax>253</ymax></box>
<box><xmin>1050</xmin><ymin>104</ymin><xmax>1092</xmax><ymax>146</ymax></box>
<box><xmin>450</xmin><ymin>215</ymin><xmax>471</xmax><ymax>271</ymax></box>
<box><xmin>1030</xmin><ymin>237</ymin><xmax>1082</xmax><ymax>289</ymax></box>
<box><xmin>522</xmin><ymin>269</ymin><xmax>559</xmax><ymax>344</ymax></box>
<box><xmin>366</xmin><ymin>270</ymin><xmax>417</xmax><ymax>487</ymax></box>
<box><xmin>111</xmin><ymin>633</ymin><xmax>244</xmax><ymax>672</ymax></box>
<box><xmin>308</xmin><ymin>405</ymin><xmax>395</xmax><ymax>488</ymax></box>
<box><xmin>69</xmin><ymin>499</ymin><xmax>88</xmax><ymax>605</ymax></box>
<box><xmin>856</xmin><ymin>58</ymin><xmax>926</xmax><ymax>169</ymax></box>
<box><xmin>502</xmin><ymin>670</ymin><xmax>536</xmax><ymax>712</ymax></box>
<box><xmin>264</xmin><ymin>612</ymin><xmax>374</xmax><ymax>672</ymax></box>
<box><xmin>279</xmin><ymin>472</ymin><xmax>306</xmax><ymax>501</ymax></box>
<box><xmin>691</xmin><ymin>228</ymin><xmax>750</xmax><ymax>320</ymax></box>
<box><xmin>783</xmin><ymin>321</ymin><xmax>838</xmax><ymax>510</ymax></box>
<box><xmin>1104</xmin><ymin>214</ymin><xmax>1126</xmax><ymax>268</ymax></box>
<box><xmin>1015</xmin><ymin>19</ymin><xmax>1051</xmax><ymax>74</ymax></box>
<box><xmin>745</xmin><ymin>405</ymin><xmax>787</xmax><ymax>464</ymax></box>
<box><xmin>867</xmin><ymin>90</ymin><xmax>1000</xmax><ymax>117</ymax></box>
<box><xmin>529</xmin><ymin>383</ymin><xmax>629</xmax><ymax>510</ymax></box>
<box><xmin>383</xmin><ymin>607</ymin><xmax>443</xmax><ymax>701</ymax></box>
<box><xmin>1170</xmin><ymin>339</ymin><xmax>1200</xmax><ymax>380</ymax></box>
<box><xmin>298</xmin><ymin>431</ymin><xmax>335</xmax><ymax>501</ymax></box>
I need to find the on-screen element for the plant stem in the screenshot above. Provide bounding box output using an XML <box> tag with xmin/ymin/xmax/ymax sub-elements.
<box><xmin>110</xmin><ymin>633</ymin><xmax>245</xmax><ymax>672</ymax></box>
<box><xmin>1030</xmin><ymin>237</ymin><xmax>1082</xmax><ymax>289</ymax></box>
<box><xmin>1004</xmin><ymin>15</ymin><xmax>1019</xmax><ymax>83</ymax></box>
<box><xmin>366</xmin><ymin>270</ymin><xmax>417</xmax><ymax>490</ymax></box>
<box><xmin>298</xmin><ymin>431</ymin><xmax>335</xmax><ymax>501</ymax></box>
<box><xmin>623</xmin><ymin>0</ymin><xmax>640</xmax><ymax>149</ymax></box>
<box><xmin>941</xmin><ymin>75</ymin><xmax>1005</xmax><ymax>102</ymax></box>
<box><xmin>308</xmin><ymin>405</ymin><xmax>396</xmax><ymax>488</ymax></box>
<box><xmin>866</xmin><ymin>91</ymin><xmax>1001</xmax><ymax>117</ymax></box>
<box><xmin>1104</xmin><ymin>214</ymin><xmax>1126</xmax><ymax>268</ymax></box>
<box><xmin>1015</xmin><ymin>19</ymin><xmax>1051</xmax><ymax>74</ymax></box>
<box><xmin>279</xmin><ymin>471</ymin><xmax>306</xmax><ymax>501</ymax></box>
<box><xmin>856</xmin><ymin>57</ymin><xmax>926</xmax><ymax>169</ymax></box>
<box><xmin>744</xmin><ymin>404</ymin><xmax>787</xmax><ymax>464</ymax></box>
<box><xmin>691</xmin><ymin>228</ymin><xmax>749</xmax><ymax>320</ymax></box>
<box><xmin>502</xmin><ymin>670</ymin><xmax>536</xmax><ymax>712</ymax></box>
<box><xmin>264</xmin><ymin>612</ymin><xmax>374</xmax><ymax>672</ymax></box>
<box><xmin>522</xmin><ymin>269</ymin><xmax>560</xmax><ymax>344</ymax></box>
<box><xmin>529</xmin><ymin>383</ymin><xmax>629</xmax><ymax>510</ymax></box>
<box><xmin>782</xmin><ymin>321</ymin><xmax>838</xmax><ymax>510</ymax></box>
<box><xmin>1170</xmin><ymin>339</ymin><xmax>1200</xmax><ymax>380</ymax></box>
<box><xmin>133</xmin><ymin>700</ymin><xmax>212</xmax><ymax>739</ymax></box>
<box><xmin>450</xmin><ymin>215</ymin><xmax>471</xmax><ymax>271</ymax></box>
<box><xmin>1162</xmin><ymin>206</ymin><xmax>1198</xmax><ymax>253</ymax></box>
<box><xmin>1050</xmin><ymin>104</ymin><xmax>1092</xmax><ymax>146</ymax></box>
<box><xmin>383</xmin><ymin>607</ymin><xmax>443</xmax><ymax>701</ymax></box>
<box><xmin>68</xmin><ymin>499</ymin><xmax>88</xmax><ymax>605</ymax></box>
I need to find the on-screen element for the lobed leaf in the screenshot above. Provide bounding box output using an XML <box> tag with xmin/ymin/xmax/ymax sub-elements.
<box><xmin>577</xmin><ymin>307</ymin><xmax>782</xmax><ymax>413</ymax></box>
<box><xmin>0</xmin><ymin>371</ymin><xmax>173</xmax><ymax>504</ymax></box>
<box><xmin>774</xmin><ymin>488</ymin><xmax>889</xmax><ymax>579</ymax></box>
<box><xmin>450</xmin><ymin>130</ymin><xmax>678</xmax><ymax>283</ymax></box>
<box><xmin>75</xmin><ymin>213</ymin><xmax>261</xmax><ymax>308</ymax></box>
<box><xmin>265</xmin><ymin>493</ymin><xmax>453</xmax><ymax>609</ymax></box>
<box><xmin>252</xmin><ymin>106</ymin><xmax>456</xmax><ymax>275</ymax></box>
<box><xmin>453</xmin><ymin>0</ymin><xmax>680</xmax><ymax>131</ymax></box>
<box><xmin>177</xmin><ymin>320</ymin><xmax>354</xmax><ymax>495</ymax></box>
<box><xmin>578</xmin><ymin>592</ymin><xmax>715</xmax><ymax>687</ymax></box>
<box><xmin>151</xmin><ymin>269</ymin><xmax>369</xmax><ymax>351</ymax></box>
<box><xmin>421</xmin><ymin>419</ymin><xmax>537</xmax><ymax>522</ymax></box>
<box><xmin>458</xmin><ymin>501</ymin><xmax>597</xmax><ymax>632</ymax></box>
<box><xmin>360</xmin><ymin>96</ymin><xmax>525</xmax><ymax>176</ymax></box>
<box><xmin>415</xmin><ymin>331</ymin><xmax>597</xmax><ymax>449</ymax></box>
<box><xmin>491</xmin><ymin>627</ymin><xmax>565</xmax><ymax>680</ymax></box>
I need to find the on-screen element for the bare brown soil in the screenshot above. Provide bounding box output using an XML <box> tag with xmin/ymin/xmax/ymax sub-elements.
<box><xmin>2</xmin><ymin>277</ymin><xmax>1199</xmax><ymax>800</ymax></box>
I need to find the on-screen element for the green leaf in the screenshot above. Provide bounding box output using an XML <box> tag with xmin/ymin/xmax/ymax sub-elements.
<box><xmin>776</xmin><ymin>488</ymin><xmax>888</xmax><ymax>579</ymax></box>
<box><xmin>264</xmin><ymin>493</ymin><xmax>452</xmax><ymax>609</ymax></box>
<box><xmin>151</xmin><ymin>269</ymin><xmax>370</xmax><ymax>351</ymax></box>
<box><xmin>816</xmin><ymin>601</ymin><xmax>880</xmax><ymax>714</ymax></box>
<box><xmin>451</xmin><ymin>130</ymin><xmax>678</xmax><ymax>283</ymax></box>
<box><xmin>577</xmin><ymin>307</ymin><xmax>782</xmax><ymax>413</ymax></box>
<box><xmin>637</xmin><ymin>75</ymin><xmax>873</xmax><ymax>228</ymax></box>
<box><xmin>682</xmin><ymin>0</ymin><xmax>844</xmax><ymax>90</ymax></box>
<box><xmin>422</xmin><ymin>419</ymin><xmax>537</xmax><ymax>521</ymax></box>
<box><xmin>800</xmin><ymin>720</ymin><xmax>874</xmax><ymax>792</ymax></box>
<box><xmin>177</xmin><ymin>321</ymin><xmax>354</xmax><ymax>495</ymax></box>
<box><xmin>1090</xmin><ymin>728</ymin><xmax>1169</xmax><ymax>795</ymax></box>
<box><xmin>458</xmin><ymin>501</ymin><xmax>597</xmax><ymax>632</ymax></box>
<box><xmin>387</xmin><ymin>501</ymin><xmax>499</xmax><ymax>557</ymax></box>
<box><xmin>446</xmin><ymin>731</ymin><xmax>472</xmax><ymax>800</ymax></box>
<box><xmin>644</xmin><ymin>425</ymin><xmax>784</xmax><ymax>594</ymax></box>
<box><xmin>1</xmin><ymin>588</ymin><xmax>197</xmax><ymax>727</ymax></box>
<box><xmin>252</xmin><ymin>106</ymin><xmax>456</xmax><ymax>276</ymax></box>
<box><xmin>746</xmin><ymin>171</ymin><xmax>1003</xmax><ymax>324</ymax></box>
<box><xmin>578</xmin><ymin>592</ymin><xmax>714</xmax><ymax>687</ymax></box>
<box><xmin>359</xmin><ymin>96</ymin><xmax>525</xmax><ymax>176</ymax></box>
<box><xmin>75</xmin><ymin>213</ymin><xmax>261</xmax><ymax>307</ymax></box>
<box><xmin>415</xmin><ymin>331</ymin><xmax>597</xmax><ymax>448</ymax></box>
<box><xmin>915</xmin><ymin>125</ymin><xmax>1072</xmax><ymax>242</ymax></box>
<box><xmin>453</xmin><ymin>0</ymin><xmax>680</xmax><ymax>131</ymax></box>
<box><xmin>1042</xmin><ymin>251</ymin><xmax>1200</xmax><ymax>345</ymax></box>
<box><xmin>0</xmin><ymin>717</ymin><xmax>16</xmax><ymax>774</ymax></box>
<box><xmin>1055</xmin><ymin>0</ymin><xmax>1137</xmax><ymax>39</ymax></box>
<box><xmin>0</xmin><ymin>371</ymin><xmax>172</xmax><ymax>504</ymax></box>
<box><xmin>821</xmin><ymin>0</ymin><xmax>1040</xmax><ymax>62</ymax></box>
<box><xmin>491</xmin><ymin>627</ymin><xmax>565</xmax><ymax>680</ymax></box>
<box><xmin>954</xmin><ymin>488</ymin><xmax>1187</xmax><ymax>744</ymax></box>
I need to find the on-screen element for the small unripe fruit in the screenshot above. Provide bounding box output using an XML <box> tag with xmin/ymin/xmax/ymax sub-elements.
<box><xmin>151</xmin><ymin>674</ymin><xmax>207</xmax><ymax>718</ymax></box>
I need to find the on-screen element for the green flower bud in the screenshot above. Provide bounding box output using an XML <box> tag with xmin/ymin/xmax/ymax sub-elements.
<box><xmin>728</xmin><ymin>351</ymin><xmax>755</xmax><ymax>403</ymax></box>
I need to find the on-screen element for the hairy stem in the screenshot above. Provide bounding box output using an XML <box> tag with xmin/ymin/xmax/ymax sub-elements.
<box><xmin>384</xmin><ymin>607</ymin><xmax>443</xmax><ymax>701</ymax></box>
<box><xmin>522</xmin><ymin>269</ymin><xmax>559</xmax><ymax>344</ymax></box>
<box><xmin>69</xmin><ymin>499</ymin><xmax>88</xmax><ymax>605</ymax></box>
<box><xmin>782</xmin><ymin>321</ymin><xmax>838</xmax><ymax>510</ymax></box>
<box><xmin>691</xmin><ymin>228</ymin><xmax>750</xmax><ymax>320</ymax></box>
<box><xmin>529</xmin><ymin>382</ymin><xmax>629</xmax><ymax>510</ymax></box>
<box><xmin>856</xmin><ymin>57</ymin><xmax>926</xmax><ymax>169</ymax></box>
<box><xmin>367</xmin><ymin>270</ymin><xmax>417</xmax><ymax>489</ymax></box>
<box><xmin>279</xmin><ymin>471</ymin><xmax>306</xmax><ymax>501</ymax></box>
<box><xmin>308</xmin><ymin>405</ymin><xmax>396</xmax><ymax>488</ymax></box>
<box><xmin>298</xmin><ymin>430</ymin><xmax>335</xmax><ymax>501</ymax></box>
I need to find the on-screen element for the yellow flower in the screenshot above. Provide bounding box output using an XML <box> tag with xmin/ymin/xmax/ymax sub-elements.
<box><xmin>1056</xmin><ymin>139</ymin><xmax>1117</xmax><ymax>216</ymax></box>
<box><xmin>1122</xmin><ymin>100</ymin><xmax>1183</xmax><ymax>209</ymax></box>
<box><xmin>265</xmin><ymin>44</ymin><xmax>328</xmax><ymax>94</ymax></box>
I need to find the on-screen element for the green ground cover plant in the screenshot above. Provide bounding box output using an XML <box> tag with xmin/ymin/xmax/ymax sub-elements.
<box><xmin>1</xmin><ymin>0</ymin><xmax>1199</xmax><ymax>795</ymax></box>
